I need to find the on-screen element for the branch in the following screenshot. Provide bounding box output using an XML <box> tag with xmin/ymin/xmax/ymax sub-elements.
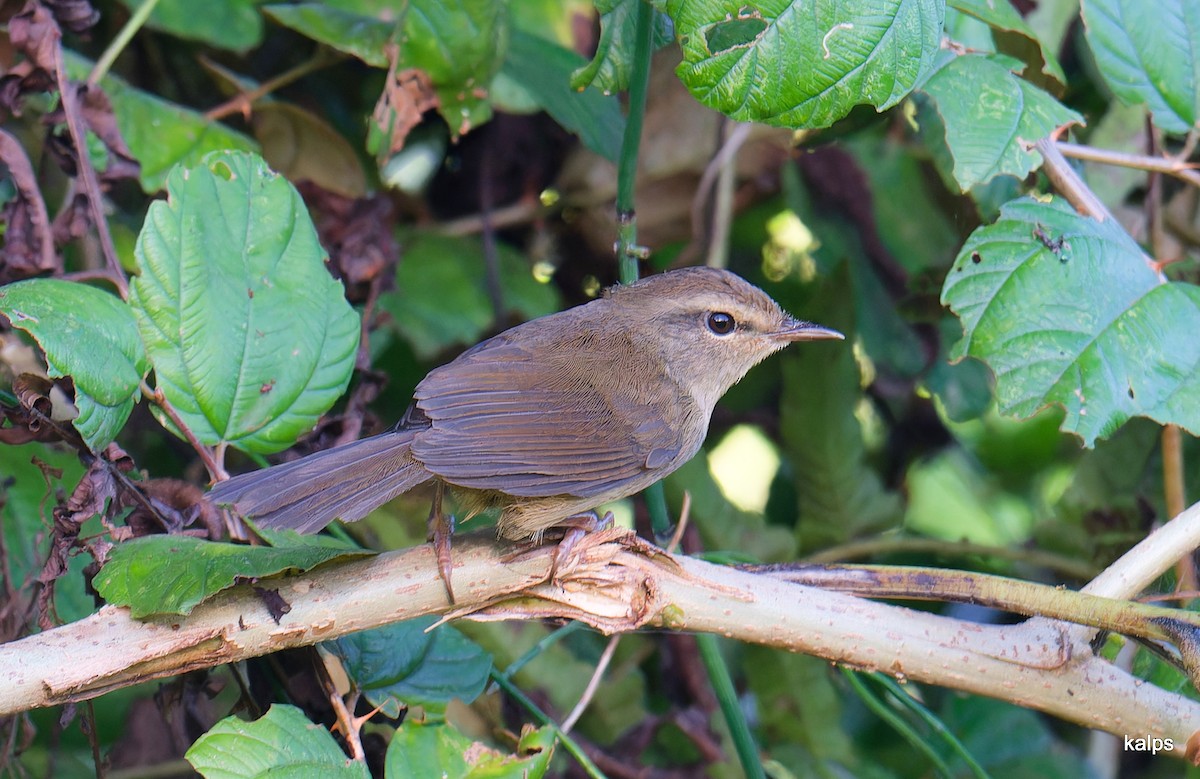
<box><xmin>2</xmin><ymin>530</ymin><xmax>1199</xmax><ymax>760</ymax></box>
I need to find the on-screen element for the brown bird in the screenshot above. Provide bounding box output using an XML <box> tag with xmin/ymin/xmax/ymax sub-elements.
<box><xmin>210</xmin><ymin>267</ymin><xmax>842</xmax><ymax>593</ymax></box>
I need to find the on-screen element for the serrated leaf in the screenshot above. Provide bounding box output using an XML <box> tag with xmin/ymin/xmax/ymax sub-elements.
<box><xmin>94</xmin><ymin>535</ymin><xmax>370</xmax><ymax>617</ymax></box>
<box><xmin>1081</xmin><ymin>0</ymin><xmax>1200</xmax><ymax>134</ymax></box>
<box><xmin>0</xmin><ymin>279</ymin><xmax>148</xmax><ymax>448</ymax></box>
<box><xmin>119</xmin><ymin>0</ymin><xmax>263</xmax><ymax>52</ymax></box>
<box><xmin>669</xmin><ymin>0</ymin><xmax>944</xmax><ymax>129</ymax></box>
<box><xmin>385</xmin><ymin>721</ymin><xmax>553</xmax><ymax>779</ymax></box>
<box><xmin>378</xmin><ymin>232</ymin><xmax>559</xmax><ymax>359</ymax></box>
<box><xmin>63</xmin><ymin>52</ymin><xmax>260</xmax><ymax>193</ymax></box>
<box><xmin>326</xmin><ymin>617</ymin><xmax>492</xmax><ymax>717</ymax></box>
<box><xmin>500</xmin><ymin>29</ymin><xmax>624</xmax><ymax>161</ymax></box>
<box><xmin>263</xmin><ymin>4</ymin><xmax>395</xmax><ymax>68</ymax></box>
<box><xmin>571</xmin><ymin>0</ymin><xmax>675</xmax><ymax>94</ymax></box>
<box><xmin>920</xmin><ymin>54</ymin><xmax>1083</xmax><ymax>191</ymax></box>
<box><xmin>130</xmin><ymin>151</ymin><xmax>360</xmax><ymax>454</ymax></box>
<box><xmin>942</xmin><ymin>196</ymin><xmax>1200</xmax><ymax>446</ymax></box>
<box><xmin>186</xmin><ymin>704</ymin><xmax>368</xmax><ymax>779</ymax></box>
<box><xmin>948</xmin><ymin>0</ymin><xmax>1066</xmax><ymax>91</ymax></box>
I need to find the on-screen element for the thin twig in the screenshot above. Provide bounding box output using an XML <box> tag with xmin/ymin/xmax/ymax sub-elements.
<box><xmin>1055</xmin><ymin>141</ymin><xmax>1200</xmax><ymax>188</ymax></box>
<box><xmin>54</xmin><ymin>63</ymin><xmax>128</xmax><ymax>298</ymax></box>
<box><xmin>561</xmin><ymin>634</ymin><xmax>619</xmax><ymax>734</ymax></box>
<box><xmin>697</xmin><ymin>121</ymin><xmax>753</xmax><ymax>269</ymax></box>
<box><xmin>205</xmin><ymin>50</ymin><xmax>345</xmax><ymax>122</ymax></box>
<box><xmin>1035</xmin><ymin>136</ymin><xmax>1112</xmax><ymax>222</ymax></box>
<box><xmin>804</xmin><ymin>536</ymin><xmax>1099</xmax><ymax>581</ymax></box>
<box><xmin>88</xmin><ymin>0</ymin><xmax>164</xmax><ymax>85</ymax></box>
<box><xmin>139</xmin><ymin>381</ymin><xmax>225</xmax><ymax>481</ymax></box>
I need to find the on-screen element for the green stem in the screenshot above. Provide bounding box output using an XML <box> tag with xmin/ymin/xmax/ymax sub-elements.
<box><xmin>862</xmin><ymin>672</ymin><xmax>990</xmax><ymax>779</ymax></box>
<box><xmin>89</xmin><ymin>0</ymin><xmax>165</xmax><ymax>85</ymax></box>
<box><xmin>498</xmin><ymin>621</ymin><xmax>586</xmax><ymax>680</ymax></box>
<box><xmin>695</xmin><ymin>634</ymin><xmax>764</xmax><ymax>779</ymax></box>
<box><xmin>841</xmin><ymin>670</ymin><xmax>958</xmax><ymax>779</ymax></box>
<box><xmin>489</xmin><ymin>669</ymin><xmax>607</xmax><ymax>779</ymax></box>
<box><xmin>615</xmin><ymin>0</ymin><xmax>655</xmax><ymax>284</ymax></box>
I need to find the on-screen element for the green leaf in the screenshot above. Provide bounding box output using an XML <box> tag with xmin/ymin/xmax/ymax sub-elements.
<box><xmin>948</xmin><ymin>0</ymin><xmax>1067</xmax><ymax>91</ymax></box>
<box><xmin>0</xmin><ymin>279</ymin><xmax>148</xmax><ymax>448</ymax></box>
<box><xmin>571</xmin><ymin>0</ymin><xmax>675</xmax><ymax>94</ymax></box>
<box><xmin>778</xmin><ymin>267</ymin><xmax>903</xmax><ymax>550</ymax></box>
<box><xmin>119</xmin><ymin>0</ymin><xmax>264</xmax><ymax>52</ymax></box>
<box><xmin>1082</xmin><ymin>0</ymin><xmax>1200</xmax><ymax>134</ymax></box>
<box><xmin>93</xmin><ymin>535</ymin><xmax>370</xmax><ymax>617</ymax></box>
<box><xmin>326</xmin><ymin>617</ymin><xmax>492</xmax><ymax>716</ymax></box>
<box><xmin>0</xmin><ymin>445</ymin><xmax>87</xmax><ymax>618</ymax></box>
<box><xmin>186</xmin><ymin>704</ymin><xmax>369</xmax><ymax>778</ymax></box>
<box><xmin>920</xmin><ymin>54</ymin><xmax>1083</xmax><ymax>191</ymax></box>
<box><xmin>942</xmin><ymin>196</ymin><xmax>1200</xmax><ymax>446</ymax></box>
<box><xmin>500</xmin><ymin>30</ymin><xmax>625</xmax><ymax>161</ymax></box>
<box><xmin>130</xmin><ymin>151</ymin><xmax>360</xmax><ymax>454</ymax></box>
<box><xmin>669</xmin><ymin>0</ymin><xmax>944</xmax><ymax>128</ymax></box>
<box><xmin>266</xmin><ymin>0</ymin><xmax>507</xmax><ymax>137</ymax></box>
<box><xmin>385</xmin><ymin>720</ymin><xmax>553</xmax><ymax>779</ymax></box>
<box><xmin>63</xmin><ymin>52</ymin><xmax>260</xmax><ymax>193</ymax></box>
<box><xmin>378</xmin><ymin>232</ymin><xmax>559</xmax><ymax>359</ymax></box>
<box><xmin>263</xmin><ymin>4</ymin><xmax>395</xmax><ymax>68</ymax></box>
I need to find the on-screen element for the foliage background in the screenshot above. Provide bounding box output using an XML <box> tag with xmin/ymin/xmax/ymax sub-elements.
<box><xmin>1</xmin><ymin>0</ymin><xmax>1199</xmax><ymax>777</ymax></box>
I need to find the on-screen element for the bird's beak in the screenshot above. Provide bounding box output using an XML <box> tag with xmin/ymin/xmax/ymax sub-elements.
<box><xmin>772</xmin><ymin>317</ymin><xmax>844</xmax><ymax>342</ymax></box>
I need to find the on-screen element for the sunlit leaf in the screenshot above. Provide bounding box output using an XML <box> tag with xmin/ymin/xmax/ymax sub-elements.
<box><xmin>571</xmin><ymin>0</ymin><xmax>674</xmax><ymax>94</ymax></box>
<box><xmin>942</xmin><ymin>196</ymin><xmax>1200</xmax><ymax>445</ymax></box>
<box><xmin>0</xmin><ymin>279</ymin><xmax>147</xmax><ymax>448</ymax></box>
<box><xmin>669</xmin><ymin>0</ymin><xmax>944</xmax><ymax>128</ymax></box>
<box><xmin>385</xmin><ymin>720</ymin><xmax>553</xmax><ymax>779</ymax></box>
<box><xmin>131</xmin><ymin>151</ymin><xmax>360</xmax><ymax>454</ymax></box>
<box><xmin>94</xmin><ymin>535</ymin><xmax>370</xmax><ymax>617</ymax></box>
<box><xmin>186</xmin><ymin>704</ymin><xmax>368</xmax><ymax>778</ymax></box>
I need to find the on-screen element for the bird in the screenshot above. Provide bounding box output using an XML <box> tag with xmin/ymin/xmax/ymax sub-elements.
<box><xmin>210</xmin><ymin>266</ymin><xmax>842</xmax><ymax>596</ymax></box>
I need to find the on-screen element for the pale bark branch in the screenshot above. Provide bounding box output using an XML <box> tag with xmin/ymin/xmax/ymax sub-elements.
<box><xmin>3</xmin><ymin>512</ymin><xmax>1200</xmax><ymax>761</ymax></box>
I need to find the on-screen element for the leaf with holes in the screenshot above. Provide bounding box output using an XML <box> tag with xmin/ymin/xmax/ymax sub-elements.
<box><xmin>385</xmin><ymin>720</ymin><xmax>554</xmax><ymax>779</ymax></box>
<box><xmin>0</xmin><ymin>279</ymin><xmax>148</xmax><ymax>448</ymax></box>
<box><xmin>571</xmin><ymin>0</ymin><xmax>675</xmax><ymax>94</ymax></box>
<box><xmin>130</xmin><ymin>151</ymin><xmax>359</xmax><ymax>454</ymax></box>
<box><xmin>668</xmin><ymin>0</ymin><xmax>944</xmax><ymax>129</ymax></box>
<box><xmin>1081</xmin><ymin>0</ymin><xmax>1200</xmax><ymax>134</ymax></box>
<box><xmin>942</xmin><ymin>196</ymin><xmax>1200</xmax><ymax>446</ymax></box>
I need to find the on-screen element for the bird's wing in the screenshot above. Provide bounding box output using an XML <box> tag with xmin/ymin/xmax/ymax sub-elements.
<box><xmin>408</xmin><ymin>332</ymin><xmax>683</xmax><ymax>499</ymax></box>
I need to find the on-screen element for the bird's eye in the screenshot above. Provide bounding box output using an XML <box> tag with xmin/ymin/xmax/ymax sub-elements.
<box><xmin>706</xmin><ymin>311</ymin><xmax>736</xmax><ymax>335</ymax></box>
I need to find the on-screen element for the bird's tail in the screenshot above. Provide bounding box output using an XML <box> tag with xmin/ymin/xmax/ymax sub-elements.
<box><xmin>209</xmin><ymin>430</ymin><xmax>431</xmax><ymax>533</ymax></box>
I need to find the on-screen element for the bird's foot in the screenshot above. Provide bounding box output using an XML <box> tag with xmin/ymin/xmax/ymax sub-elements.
<box><xmin>427</xmin><ymin>482</ymin><xmax>456</xmax><ymax>602</ymax></box>
<box><xmin>547</xmin><ymin>511</ymin><xmax>614</xmax><ymax>583</ymax></box>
